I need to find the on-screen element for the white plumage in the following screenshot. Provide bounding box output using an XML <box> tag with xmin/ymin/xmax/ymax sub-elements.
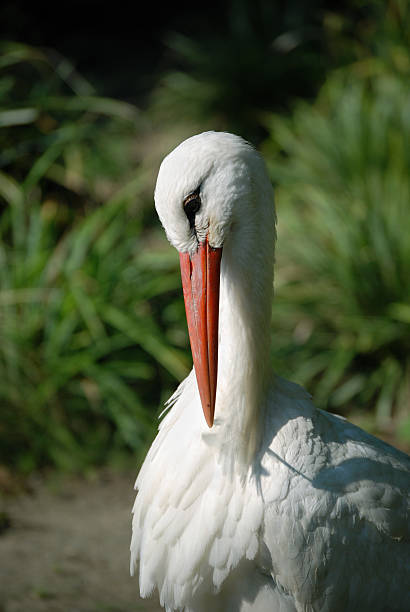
<box><xmin>131</xmin><ymin>132</ymin><xmax>410</xmax><ymax>611</ymax></box>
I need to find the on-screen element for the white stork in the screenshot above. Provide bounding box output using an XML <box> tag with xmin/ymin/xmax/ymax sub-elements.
<box><xmin>131</xmin><ymin>131</ymin><xmax>410</xmax><ymax>611</ymax></box>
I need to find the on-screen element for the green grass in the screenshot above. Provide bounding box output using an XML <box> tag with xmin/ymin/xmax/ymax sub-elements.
<box><xmin>0</xmin><ymin>43</ymin><xmax>190</xmax><ymax>472</ymax></box>
<box><xmin>0</xmin><ymin>175</ymin><xmax>191</xmax><ymax>472</ymax></box>
<box><xmin>265</xmin><ymin>70</ymin><xmax>410</xmax><ymax>439</ymax></box>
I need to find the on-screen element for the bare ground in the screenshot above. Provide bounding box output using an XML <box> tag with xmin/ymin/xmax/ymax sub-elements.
<box><xmin>0</xmin><ymin>470</ymin><xmax>161</xmax><ymax>612</ymax></box>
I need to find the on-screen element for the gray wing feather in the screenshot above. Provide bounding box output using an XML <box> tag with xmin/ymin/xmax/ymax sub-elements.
<box><xmin>260</xmin><ymin>382</ymin><xmax>410</xmax><ymax>611</ymax></box>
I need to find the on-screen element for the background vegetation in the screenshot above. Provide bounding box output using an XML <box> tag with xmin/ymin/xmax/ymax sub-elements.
<box><xmin>1</xmin><ymin>0</ymin><xmax>409</xmax><ymax>473</ymax></box>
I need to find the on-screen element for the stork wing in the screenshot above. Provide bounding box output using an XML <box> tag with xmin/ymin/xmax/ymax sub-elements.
<box><xmin>259</xmin><ymin>377</ymin><xmax>410</xmax><ymax>611</ymax></box>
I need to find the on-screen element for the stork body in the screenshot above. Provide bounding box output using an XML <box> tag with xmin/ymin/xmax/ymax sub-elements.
<box><xmin>131</xmin><ymin>132</ymin><xmax>410</xmax><ymax>611</ymax></box>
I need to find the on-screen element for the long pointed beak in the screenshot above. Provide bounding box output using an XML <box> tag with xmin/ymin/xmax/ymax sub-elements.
<box><xmin>179</xmin><ymin>239</ymin><xmax>222</xmax><ymax>427</ymax></box>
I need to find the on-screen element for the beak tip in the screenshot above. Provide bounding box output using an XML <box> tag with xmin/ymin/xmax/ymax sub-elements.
<box><xmin>205</xmin><ymin>412</ymin><xmax>214</xmax><ymax>428</ymax></box>
<box><xmin>202</xmin><ymin>400</ymin><xmax>215</xmax><ymax>428</ymax></box>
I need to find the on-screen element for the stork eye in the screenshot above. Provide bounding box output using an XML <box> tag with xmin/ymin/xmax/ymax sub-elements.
<box><xmin>183</xmin><ymin>191</ymin><xmax>201</xmax><ymax>229</ymax></box>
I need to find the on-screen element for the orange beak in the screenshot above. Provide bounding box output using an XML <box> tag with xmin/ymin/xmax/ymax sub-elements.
<box><xmin>179</xmin><ymin>239</ymin><xmax>222</xmax><ymax>427</ymax></box>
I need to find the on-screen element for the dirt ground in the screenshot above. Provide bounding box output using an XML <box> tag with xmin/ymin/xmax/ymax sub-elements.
<box><xmin>0</xmin><ymin>470</ymin><xmax>162</xmax><ymax>612</ymax></box>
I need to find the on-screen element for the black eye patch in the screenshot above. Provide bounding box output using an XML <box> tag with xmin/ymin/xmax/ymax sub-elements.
<box><xmin>183</xmin><ymin>189</ymin><xmax>201</xmax><ymax>229</ymax></box>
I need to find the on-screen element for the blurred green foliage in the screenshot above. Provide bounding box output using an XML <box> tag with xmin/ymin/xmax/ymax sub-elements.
<box><xmin>267</xmin><ymin>72</ymin><xmax>410</xmax><ymax>430</ymax></box>
<box><xmin>1</xmin><ymin>1</ymin><xmax>409</xmax><ymax>473</ymax></box>
<box><xmin>149</xmin><ymin>0</ymin><xmax>328</xmax><ymax>143</ymax></box>
<box><xmin>0</xmin><ymin>43</ymin><xmax>189</xmax><ymax>471</ymax></box>
<box><xmin>264</xmin><ymin>1</ymin><xmax>410</xmax><ymax>440</ymax></box>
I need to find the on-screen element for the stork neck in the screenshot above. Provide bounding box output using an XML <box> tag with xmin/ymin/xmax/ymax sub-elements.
<box><xmin>214</xmin><ymin>199</ymin><xmax>275</xmax><ymax>463</ymax></box>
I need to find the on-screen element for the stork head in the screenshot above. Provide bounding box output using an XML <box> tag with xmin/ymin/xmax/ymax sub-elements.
<box><xmin>154</xmin><ymin>131</ymin><xmax>273</xmax><ymax>428</ymax></box>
